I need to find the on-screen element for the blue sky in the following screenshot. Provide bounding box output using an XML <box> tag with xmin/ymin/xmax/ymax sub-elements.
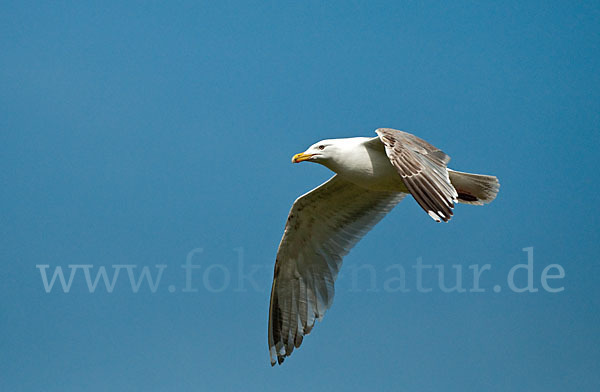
<box><xmin>1</xmin><ymin>1</ymin><xmax>599</xmax><ymax>391</ymax></box>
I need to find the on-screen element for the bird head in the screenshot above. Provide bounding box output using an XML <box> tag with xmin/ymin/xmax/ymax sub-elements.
<box><xmin>291</xmin><ymin>140</ymin><xmax>336</xmax><ymax>164</ymax></box>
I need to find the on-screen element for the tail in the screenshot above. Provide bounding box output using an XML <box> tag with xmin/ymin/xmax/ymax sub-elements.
<box><xmin>448</xmin><ymin>169</ymin><xmax>500</xmax><ymax>205</ymax></box>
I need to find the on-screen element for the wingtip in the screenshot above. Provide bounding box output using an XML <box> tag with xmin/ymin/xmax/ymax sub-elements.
<box><xmin>428</xmin><ymin>210</ymin><xmax>451</xmax><ymax>223</ymax></box>
<box><xmin>269</xmin><ymin>351</ymin><xmax>285</xmax><ymax>367</ymax></box>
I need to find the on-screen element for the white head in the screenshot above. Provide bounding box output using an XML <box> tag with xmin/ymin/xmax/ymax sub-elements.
<box><xmin>291</xmin><ymin>137</ymin><xmax>369</xmax><ymax>173</ymax></box>
<box><xmin>291</xmin><ymin>139</ymin><xmax>340</xmax><ymax>165</ymax></box>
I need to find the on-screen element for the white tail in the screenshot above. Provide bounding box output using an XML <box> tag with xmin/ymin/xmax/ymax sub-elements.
<box><xmin>448</xmin><ymin>169</ymin><xmax>500</xmax><ymax>205</ymax></box>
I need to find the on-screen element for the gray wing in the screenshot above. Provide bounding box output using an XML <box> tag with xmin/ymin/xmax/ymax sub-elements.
<box><xmin>374</xmin><ymin>128</ymin><xmax>458</xmax><ymax>222</ymax></box>
<box><xmin>268</xmin><ymin>175</ymin><xmax>405</xmax><ymax>365</ymax></box>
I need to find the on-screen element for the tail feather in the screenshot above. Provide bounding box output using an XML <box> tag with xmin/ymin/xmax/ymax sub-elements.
<box><xmin>448</xmin><ymin>169</ymin><xmax>500</xmax><ymax>205</ymax></box>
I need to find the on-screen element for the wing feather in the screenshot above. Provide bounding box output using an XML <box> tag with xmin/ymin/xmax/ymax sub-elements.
<box><xmin>375</xmin><ymin>128</ymin><xmax>458</xmax><ymax>222</ymax></box>
<box><xmin>268</xmin><ymin>175</ymin><xmax>405</xmax><ymax>365</ymax></box>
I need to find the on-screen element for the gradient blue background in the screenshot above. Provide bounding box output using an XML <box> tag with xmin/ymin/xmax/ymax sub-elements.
<box><xmin>2</xmin><ymin>1</ymin><xmax>599</xmax><ymax>391</ymax></box>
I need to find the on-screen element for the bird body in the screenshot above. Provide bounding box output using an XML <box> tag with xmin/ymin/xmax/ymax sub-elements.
<box><xmin>309</xmin><ymin>136</ymin><xmax>409</xmax><ymax>192</ymax></box>
<box><xmin>269</xmin><ymin>128</ymin><xmax>499</xmax><ymax>366</ymax></box>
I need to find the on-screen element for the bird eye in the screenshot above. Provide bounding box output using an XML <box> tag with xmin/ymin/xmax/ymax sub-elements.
<box><xmin>318</xmin><ymin>145</ymin><xmax>325</xmax><ymax>150</ymax></box>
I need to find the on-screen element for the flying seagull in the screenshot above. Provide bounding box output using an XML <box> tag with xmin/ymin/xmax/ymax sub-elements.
<box><xmin>268</xmin><ymin>128</ymin><xmax>499</xmax><ymax>365</ymax></box>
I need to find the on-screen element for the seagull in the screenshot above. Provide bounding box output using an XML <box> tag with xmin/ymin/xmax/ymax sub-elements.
<box><xmin>268</xmin><ymin>128</ymin><xmax>499</xmax><ymax>365</ymax></box>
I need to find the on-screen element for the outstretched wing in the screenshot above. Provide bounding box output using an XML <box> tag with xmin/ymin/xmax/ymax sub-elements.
<box><xmin>374</xmin><ymin>128</ymin><xmax>458</xmax><ymax>222</ymax></box>
<box><xmin>268</xmin><ymin>175</ymin><xmax>405</xmax><ymax>365</ymax></box>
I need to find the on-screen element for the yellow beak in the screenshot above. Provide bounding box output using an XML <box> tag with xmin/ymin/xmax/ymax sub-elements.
<box><xmin>291</xmin><ymin>152</ymin><xmax>314</xmax><ymax>163</ymax></box>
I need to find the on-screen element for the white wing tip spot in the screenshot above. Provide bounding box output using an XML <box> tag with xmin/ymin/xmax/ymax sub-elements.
<box><xmin>427</xmin><ymin>210</ymin><xmax>441</xmax><ymax>222</ymax></box>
